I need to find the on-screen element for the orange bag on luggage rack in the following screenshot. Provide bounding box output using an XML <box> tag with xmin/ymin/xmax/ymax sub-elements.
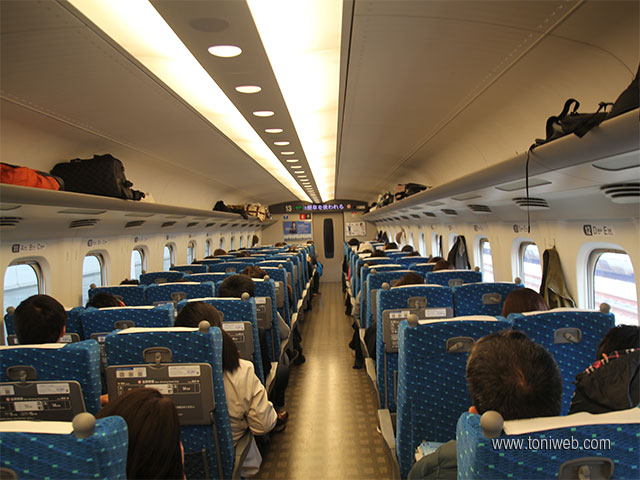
<box><xmin>1</xmin><ymin>163</ymin><xmax>63</xmax><ymax>191</ymax></box>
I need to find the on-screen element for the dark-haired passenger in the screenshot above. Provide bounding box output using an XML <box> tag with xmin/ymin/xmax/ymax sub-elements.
<box><xmin>432</xmin><ymin>259</ymin><xmax>452</xmax><ymax>272</ymax></box>
<box><xmin>408</xmin><ymin>330</ymin><xmax>562</xmax><ymax>479</ymax></box>
<box><xmin>401</xmin><ymin>245</ymin><xmax>414</xmax><ymax>253</ymax></box>
<box><xmin>213</xmin><ymin>248</ymin><xmax>227</xmax><ymax>256</ymax></box>
<box><xmin>501</xmin><ymin>288</ymin><xmax>549</xmax><ymax>316</ymax></box>
<box><xmin>96</xmin><ymin>388</ymin><xmax>185</xmax><ymax>480</ymax></box>
<box><xmin>14</xmin><ymin>294</ymin><xmax>67</xmax><ymax>344</ymax></box>
<box><xmin>175</xmin><ymin>302</ymin><xmax>286</xmax><ymax>476</ymax></box>
<box><xmin>384</xmin><ymin>242</ymin><xmax>398</xmax><ymax>250</ymax></box>
<box><xmin>569</xmin><ymin>325</ymin><xmax>640</xmax><ymax>414</ymax></box>
<box><xmin>86</xmin><ymin>292</ymin><xmax>124</xmax><ymax>308</ymax></box>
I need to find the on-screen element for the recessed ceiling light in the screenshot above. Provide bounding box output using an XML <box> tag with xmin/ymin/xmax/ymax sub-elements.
<box><xmin>235</xmin><ymin>85</ymin><xmax>262</xmax><ymax>94</ymax></box>
<box><xmin>291</xmin><ymin>166</ymin><xmax>302</xmax><ymax>169</ymax></box>
<box><xmin>208</xmin><ymin>45</ymin><xmax>242</xmax><ymax>57</ymax></box>
<box><xmin>253</xmin><ymin>110</ymin><xmax>274</xmax><ymax>117</ymax></box>
<box><xmin>281</xmin><ymin>151</ymin><xmax>295</xmax><ymax>155</ymax></box>
<box><xmin>265</xmin><ymin>128</ymin><xmax>283</xmax><ymax>133</ymax></box>
<box><xmin>274</xmin><ymin>141</ymin><xmax>290</xmax><ymax>146</ymax></box>
<box><xmin>286</xmin><ymin>159</ymin><xmax>299</xmax><ymax>163</ymax></box>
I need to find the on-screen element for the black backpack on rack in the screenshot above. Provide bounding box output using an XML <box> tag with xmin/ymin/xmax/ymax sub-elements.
<box><xmin>51</xmin><ymin>154</ymin><xmax>145</xmax><ymax>200</ymax></box>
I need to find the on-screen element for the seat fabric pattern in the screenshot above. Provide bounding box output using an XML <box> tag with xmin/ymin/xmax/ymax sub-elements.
<box><xmin>260</xmin><ymin>261</ymin><xmax>299</xmax><ymax>311</ymax></box>
<box><xmin>397</xmin><ymin>256</ymin><xmax>431</xmax><ymax>267</ymax></box>
<box><xmin>104</xmin><ymin>328</ymin><xmax>234</xmax><ymax>480</ymax></box>
<box><xmin>0</xmin><ymin>341</ymin><xmax>102</xmax><ymax>414</ymax></box>
<box><xmin>409</xmin><ymin>263</ymin><xmax>435</xmax><ymax>276</ymax></box>
<box><xmin>261</xmin><ymin>267</ymin><xmax>291</xmax><ymax>324</ymax></box>
<box><xmin>187</xmin><ymin>272</ymin><xmax>233</xmax><ymax>283</ymax></box>
<box><xmin>89</xmin><ymin>285</ymin><xmax>148</xmax><ymax>306</ymax></box>
<box><xmin>426</xmin><ymin>270</ymin><xmax>482</xmax><ymax>286</ymax></box>
<box><xmin>170</xmin><ymin>264</ymin><xmax>208</xmax><ymax>274</ymax></box>
<box><xmin>139</xmin><ymin>271</ymin><xmax>186</xmax><ymax>285</ymax></box>
<box><xmin>254</xmin><ymin>280</ymin><xmax>281</xmax><ymax>362</ymax></box>
<box><xmin>364</xmin><ymin>270</ymin><xmax>414</xmax><ymax>328</ymax></box>
<box><xmin>396</xmin><ymin>318</ymin><xmax>511</xmax><ymax>478</ymax></box>
<box><xmin>511</xmin><ymin>309</ymin><xmax>615</xmax><ymax>414</ymax></box>
<box><xmin>457</xmin><ymin>412</ymin><xmax>640</xmax><ymax>479</ymax></box>
<box><xmin>145</xmin><ymin>282</ymin><xmax>214</xmax><ymax>304</ymax></box>
<box><xmin>0</xmin><ymin>416</ymin><xmax>128</xmax><ymax>479</ymax></box>
<box><xmin>453</xmin><ymin>282</ymin><xmax>522</xmax><ymax>316</ymax></box>
<box><xmin>80</xmin><ymin>304</ymin><xmax>174</xmax><ymax>338</ymax></box>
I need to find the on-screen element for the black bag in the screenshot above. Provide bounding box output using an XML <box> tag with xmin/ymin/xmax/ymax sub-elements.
<box><xmin>51</xmin><ymin>154</ymin><xmax>145</xmax><ymax>200</ymax></box>
<box><xmin>535</xmin><ymin>99</ymin><xmax>611</xmax><ymax>146</ymax></box>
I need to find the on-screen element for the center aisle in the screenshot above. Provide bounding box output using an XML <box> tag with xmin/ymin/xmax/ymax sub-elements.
<box><xmin>257</xmin><ymin>282</ymin><xmax>394</xmax><ymax>479</ymax></box>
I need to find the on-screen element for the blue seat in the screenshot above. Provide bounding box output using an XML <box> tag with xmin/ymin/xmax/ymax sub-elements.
<box><xmin>177</xmin><ymin>297</ymin><xmax>265</xmax><ymax>385</ymax></box>
<box><xmin>80</xmin><ymin>304</ymin><xmax>175</xmax><ymax>338</ymax></box>
<box><xmin>4</xmin><ymin>306</ymin><xmax>84</xmax><ymax>339</ymax></box>
<box><xmin>0</xmin><ymin>415</ymin><xmax>128</xmax><ymax>479</ymax></box>
<box><xmin>104</xmin><ymin>327</ymin><xmax>235</xmax><ymax>479</ymax></box>
<box><xmin>0</xmin><ymin>341</ymin><xmax>102</xmax><ymax>414</ymax></box>
<box><xmin>89</xmin><ymin>285</ymin><xmax>148</xmax><ymax>306</ymax></box>
<box><xmin>359</xmin><ymin>263</ymin><xmax>403</xmax><ymax>307</ymax></box>
<box><xmin>254</xmin><ymin>278</ymin><xmax>281</xmax><ymax>362</ymax></box>
<box><xmin>353</xmin><ymin>257</ymin><xmax>394</xmax><ymax>298</ymax></box>
<box><xmin>510</xmin><ymin>308</ymin><xmax>615</xmax><ymax>415</ymax></box>
<box><xmin>139</xmin><ymin>270</ymin><xmax>186</xmax><ymax>285</ymax></box>
<box><xmin>364</xmin><ymin>269</ymin><xmax>414</xmax><ymax>328</ymax></box>
<box><xmin>187</xmin><ymin>272</ymin><xmax>234</xmax><ymax>283</ymax></box>
<box><xmin>396</xmin><ymin>256</ymin><xmax>430</xmax><ymax>267</ymax></box>
<box><xmin>376</xmin><ymin>285</ymin><xmax>454</xmax><ymax>411</ymax></box>
<box><xmin>426</xmin><ymin>269</ymin><xmax>482</xmax><ymax>287</ymax></box>
<box><xmin>171</xmin><ymin>264</ymin><xmax>208</xmax><ymax>274</ymax></box>
<box><xmin>453</xmin><ymin>282</ymin><xmax>523</xmax><ymax>316</ymax></box>
<box><xmin>409</xmin><ymin>263</ymin><xmax>435</xmax><ymax>276</ymax></box>
<box><xmin>145</xmin><ymin>282</ymin><xmax>215</xmax><ymax>304</ymax></box>
<box><xmin>261</xmin><ymin>267</ymin><xmax>291</xmax><ymax>324</ymax></box>
<box><xmin>395</xmin><ymin>316</ymin><xmax>512</xmax><ymax>478</ymax></box>
<box><xmin>259</xmin><ymin>260</ymin><xmax>299</xmax><ymax>312</ymax></box>
<box><xmin>457</xmin><ymin>408</ymin><xmax>640</xmax><ymax>479</ymax></box>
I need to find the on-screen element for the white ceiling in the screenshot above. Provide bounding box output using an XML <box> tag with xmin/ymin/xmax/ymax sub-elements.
<box><xmin>1</xmin><ymin>0</ymin><xmax>638</xmax><ymax>208</ymax></box>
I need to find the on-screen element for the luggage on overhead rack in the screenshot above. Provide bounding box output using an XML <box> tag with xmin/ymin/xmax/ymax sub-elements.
<box><xmin>1</xmin><ymin>163</ymin><xmax>63</xmax><ymax>191</ymax></box>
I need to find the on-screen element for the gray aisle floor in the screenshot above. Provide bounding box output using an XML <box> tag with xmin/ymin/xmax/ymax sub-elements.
<box><xmin>256</xmin><ymin>282</ymin><xmax>394</xmax><ymax>480</ymax></box>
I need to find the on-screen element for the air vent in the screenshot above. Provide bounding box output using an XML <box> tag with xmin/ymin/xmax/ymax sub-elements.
<box><xmin>427</xmin><ymin>201</ymin><xmax>444</xmax><ymax>207</ymax></box>
<box><xmin>69</xmin><ymin>219</ymin><xmax>99</xmax><ymax>229</ymax></box>
<box><xmin>125</xmin><ymin>220</ymin><xmax>146</xmax><ymax>228</ymax></box>
<box><xmin>411</xmin><ymin>214</ymin><xmax>421</xmax><ymax>219</ymax></box>
<box><xmin>0</xmin><ymin>217</ymin><xmax>23</xmax><ymax>227</ymax></box>
<box><xmin>231</xmin><ymin>224</ymin><xmax>238</xmax><ymax>227</ymax></box>
<box><xmin>468</xmin><ymin>204</ymin><xmax>492</xmax><ymax>214</ymax></box>
<box><xmin>424</xmin><ymin>212</ymin><xmax>436</xmax><ymax>217</ymax></box>
<box><xmin>125</xmin><ymin>213</ymin><xmax>155</xmax><ymax>218</ymax></box>
<box><xmin>161</xmin><ymin>221</ymin><xmax>176</xmax><ymax>228</ymax></box>
<box><xmin>220</xmin><ymin>223</ymin><xmax>228</xmax><ymax>228</ymax></box>
<box><xmin>0</xmin><ymin>204</ymin><xmax>21</xmax><ymax>211</ymax></box>
<box><xmin>58</xmin><ymin>209</ymin><xmax>106</xmax><ymax>215</ymax></box>
<box><xmin>187</xmin><ymin>222</ymin><xmax>199</xmax><ymax>227</ymax></box>
<box><xmin>513</xmin><ymin>197</ymin><xmax>549</xmax><ymax>210</ymax></box>
<box><xmin>401</xmin><ymin>216</ymin><xmax>410</xmax><ymax>220</ymax></box>
<box><xmin>165</xmin><ymin>215</ymin><xmax>186</xmax><ymax>219</ymax></box>
<box><xmin>441</xmin><ymin>209</ymin><xmax>458</xmax><ymax>216</ymax></box>
<box><xmin>496</xmin><ymin>178</ymin><xmax>551</xmax><ymax>192</ymax></box>
<box><xmin>600</xmin><ymin>183</ymin><xmax>640</xmax><ymax>204</ymax></box>
<box><xmin>206</xmin><ymin>222</ymin><xmax>216</xmax><ymax>227</ymax></box>
<box><xmin>452</xmin><ymin>193</ymin><xmax>481</xmax><ymax>201</ymax></box>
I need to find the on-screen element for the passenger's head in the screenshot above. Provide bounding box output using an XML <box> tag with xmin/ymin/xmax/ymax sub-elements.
<box><xmin>401</xmin><ymin>245</ymin><xmax>414</xmax><ymax>253</ymax></box>
<box><xmin>175</xmin><ymin>302</ymin><xmax>239</xmax><ymax>372</ymax></box>
<box><xmin>358</xmin><ymin>242</ymin><xmax>373</xmax><ymax>253</ymax></box>
<box><xmin>395</xmin><ymin>272</ymin><xmax>425</xmax><ymax>287</ymax></box>
<box><xmin>86</xmin><ymin>292</ymin><xmax>124</xmax><ymax>308</ymax></box>
<box><xmin>501</xmin><ymin>288</ymin><xmax>549</xmax><ymax>316</ymax></box>
<box><xmin>213</xmin><ymin>248</ymin><xmax>227</xmax><ymax>256</ymax></box>
<box><xmin>427</xmin><ymin>256</ymin><xmax>443</xmax><ymax>264</ymax></box>
<box><xmin>433</xmin><ymin>259</ymin><xmax>452</xmax><ymax>271</ymax></box>
<box><xmin>14</xmin><ymin>294</ymin><xmax>67</xmax><ymax>344</ymax></box>
<box><xmin>404</xmin><ymin>251</ymin><xmax>420</xmax><ymax>257</ymax></box>
<box><xmin>120</xmin><ymin>278</ymin><xmax>139</xmax><ymax>285</ymax></box>
<box><xmin>218</xmin><ymin>274</ymin><xmax>255</xmax><ymax>298</ymax></box>
<box><xmin>236</xmin><ymin>251</ymin><xmax>251</xmax><ymax>258</ymax></box>
<box><xmin>384</xmin><ymin>242</ymin><xmax>398</xmax><ymax>250</ymax></box>
<box><xmin>370</xmin><ymin>249</ymin><xmax>387</xmax><ymax>258</ymax></box>
<box><xmin>466</xmin><ymin>330</ymin><xmax>562</xmax><ymax>420</ymax></box>
<box><xmin>347</xmin><ymin>238</ymin><xmax>360</xmax><ymax>247</ymax></box>
<box><xmin>242</xmin><ymin>265</ymin><xmax>268</xmax><ymax>279</ymax></box>
<box><xmin>275</xmin><ymin>242</ymin><xmax>286</xmax><ymax>247</ymax></box>
<box><xmin>96</xmin><ymin>388</ymin><xmax>184</xmax><ymax>480</ymax></box>
<box><xmin>596</xmin><ymin>325</ymin><xmax>640</xmax><ymax>360</ymax></box>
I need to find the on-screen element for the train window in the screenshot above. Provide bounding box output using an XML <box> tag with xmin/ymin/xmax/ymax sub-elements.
<box><xmin>3</xmin><ymin>262</ymin><xmax>42</xmax><ymax>313</ymax></box>
<box><xmin>239</xmin><ymin>236</ymin><xmax>244</xmax><ymax>248</ymax></box>
<box><xmin>205</xmin><ymin>239</ymin><xmax>211</xmax><ymax>257</ymax></box>
<box><xmin>479</xmin><ymin>239</ymin><xmax>494</xmax><ymax>282</ymax></box>
<box><xmin>81</xmin><ymin>254</ymin><xmax>104</xmax><ymax>305</ymax></box>
<box><xmin>187</xmin><ymin>241</ymin><xmax>196</xmax><ymax>264</ymax></box>
<box><xmin>590</xmin><ymin>250</ymin><xmax>638</xmax><ymax>325</ymax></box>
<box><xmin>449</xmin><ymin>234</ymin><xmax>458</xmax><ymax>254</ymax></box>
<box><xmin>419</xmin><ymin>232</ymin><xmax>426</xmax><ymax>256</ymax></box>
<box><xmin>230</xmin><ymin>236</ymin><xmax>235</xmax><ymax>251</ymax></box>
<box><xmin>408</xmin><ymin>232</ymin><xmax>415</xmax><ymax>248</ymax></box>
<box><xmin>163</xmin><ymin>245</ymin><xmax>174</xmax><ymax>271</ymax></box>
<box><xmin>130</xmin><ymin>248</ymin><xmax>145</xmax><ymax>281</ymax></box>
<box><xmin>519</xmin><ymin>242</ymin><xmax>542</xmax><ymax>291</ymax></box>
<box><xmin>219</xmin><ymin>237</ymin><xmax>225</xmax><ymax>249</ymax></box>
<box><xmin>432</xmin><ymin>233</ymin><xmax>443</xmax><ymax>257</ymax></box>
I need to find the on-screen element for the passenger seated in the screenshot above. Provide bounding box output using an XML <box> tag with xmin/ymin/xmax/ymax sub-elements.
<box><xmin>175</xmin><ymin>302</ymin><xmax>287</xmax><ymax>477</ymax></box>
<box><xmin>432</xmin><ymin>259</ymin><xmax>452</xmax><ymax>271</ymax></box>
<box><xmin>401</xmin><ymin>245</ymin><xmax>414</xmax><ymax>253</ymax></box>
<box><xmin>85</xmin><ymin>292</ymin><xmax>124</xmax><ymax>308</ymax></box>
<box><xmin>501</xmin><ymin>288</ymin><xmax>549</xmax><ymax>316</ymax></box>
<box><xmin>408</xmin><ymin>330</ymin><xmax>562</xmax><ymax>480</ymax></box>
<box><xmin>236</xmin><ymin>250</ymin><xmax>252</xmax><ymax>258</ymax></box>
<box><xmin>384</xmin><ymin>242</ymin><xmax>398</xmax><ymax>250</ymax></box>
<box><xmin>119</xmin><ymin>278</ymin><xmax>139</xmax><ymax>285</ymax></box>
<box><xmin>404</xmin><ymin>251</ymin><xmax>421</xmax><ymax>257</ymax></box>
<box><xmin>427</xmin><ymin>256</ymin><xmax>443</xmax><ymax>264</ymax></box>
<box><xmin>96</xmin><ymin>387</ymin><xmax>185</xmax><ymax>479</ymax></box>
<box><xmin>569</xmin><ymin>325</ymin><xmax>640</xmax><ymax>415</ymax></box>
<box><xmin>213</xmin><ymin>248</ymin><xmax>227</xmax><ymax>256</ymax></box>
<box><xmin>14</xmin><ymin>294</ymin><xmax>66</xmax><ymax>344</ymax></box>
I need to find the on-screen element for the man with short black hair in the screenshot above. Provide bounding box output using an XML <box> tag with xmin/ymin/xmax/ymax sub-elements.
<box><xmin>14</xmin><ymin>294</ymin><xmax>67</xmax><ymax>344</ymax></box>
<box><xmin>408</xmin><ymin>330</ymin><xmax>562</xmax><ymax>479</ymax></box>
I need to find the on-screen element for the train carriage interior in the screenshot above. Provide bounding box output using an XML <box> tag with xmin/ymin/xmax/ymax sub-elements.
<box><xmin>1</xmin><ymin>1</ymin><xmax>638</xmax><ymax>479</ymax></box>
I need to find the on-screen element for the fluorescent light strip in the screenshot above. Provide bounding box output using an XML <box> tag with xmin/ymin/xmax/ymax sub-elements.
<box><xmin>68</xmin><ymin>0</ymin><xmax>310</xmax><ymax>202</ymax></box>
<box><xmin>248</xmin><ymin>0</ymin><xmax>341</xmax><ymax>202</ymax></box>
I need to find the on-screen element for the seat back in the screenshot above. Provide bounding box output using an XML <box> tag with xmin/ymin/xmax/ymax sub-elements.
<box><xmin>426</xmin><ymin>269</ymin><xmax>482</xmax><ymax>287</ymax></box>
<box><xmin>0</xmin><ymin>341</ymin><xmax>102</xmax><ymax>414</ymax></box>
<box><xmin>359</xmin><ymin>264</ymin><xmax>403</xmax><ymax>310</ymax></box>
<box><xmin>89</xmin><ymin>285</ymin><xmax>148</xmax><ymax>306</ymax></box>
<box><xmin>170</xmin><ymin>264</ymin><xmax>208</xmax><ymax>274</ymax></box>
<box><xmin>139</xmin><ymin>270</ymin><xmax>186</xmax><ymax>285</ymax></box>
<box><xmin>0</xmin><ymin>415</ymin><xmax>128</xmax><ymax>479</ymax></box>
<box><xmin>376</xmin><ymin>285</ymin><xmax>454</xmax><ymax>411</ymax></box>
<box><xmin>396</xmin><ymin>256</ymin><xmax>430</xmax><ymax>267</ymax></box>
<box><xmin>259</xmin><ymin>260</ymin><xmax>298</xmax><ymax>311</ymax></box>
<box><xmin>80</xmin><ymin>304</ymin><xmax>175</xmax><ymax>338</ymax></box>
<box><xmin>260</xmin><ymin>267</ymin><xmax>291</xmax><ymax>324</ymax></box>
<box><xmin>104</xmin><ymin>327</ymin><xmax>235</xmax><ymax>480</ymax></box>
<box><xmin>254</xmin><ymin>278</ymin><xmax>280</xmax><ymax>362</ymax></box>
<box><xmin>457</xmin><ymin>408</ymin><xmax>640</xmax><ymax>479</ymax></box>
<box><xmin>409</xmin><ymin>263</ymin><xmax>435</xmax><ymax>276</ymax></box>
<box><xmin>187</xmin><ymin>272</ymin><xmax>234</xmax><ymax>283</ymax></box>
<box><xmin>364</xmin><ymin>270</ymin><xmax>415</xmax><ymax>328</ymax></box>
<box><xmin>510</xmin><ymin>308</ymin><xmax>615</xmax><ymax>414</ymax></box>
<box><xmin>145</xmin><ymin>282</ymin><xmax>215</xmax><ymax>305</ymax></box>
<box><xmin>453</xmin><ymin>282</ymin><xmax>523</xmax><ymax>316</ymax></box>
<box><xmin>396</xmin><ymin>316</ymin><xmax>512</xmax><ymax>478</ymax></box>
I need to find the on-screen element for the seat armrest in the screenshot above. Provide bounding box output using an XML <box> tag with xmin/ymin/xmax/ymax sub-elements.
<box><xmin>378</xmin><ymin>409</ymin><xmax>400</xmax><ymax>478</ymax></box>
<box><xmin>266</xmin><ymin>361</ymin><xmax>278</xmax><ymax>394</ymax></box>
<box><xmin>365</xmin><ymin>358</ymin><xmax>377</xmax><ymax>394</ymax></box>
<box><xmin>232</xmin><ymin>429</ymin><xmax>254</xmax><ymax>479</ymax></box>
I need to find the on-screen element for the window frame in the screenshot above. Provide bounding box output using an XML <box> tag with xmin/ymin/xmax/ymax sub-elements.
<box><xmin>204</xmin><ymin>239</ymin><xmax>212</xmax><ymax>257</ymax></box>
<box><xmin>478</xmin><ymin>237</ymin><xmax>494</xmax><ymax>282</ymax></box>
<box><xmin>130</xmin><ymin>247</ymin><xmax>147</xmax><ymax>280</ymax></box>
<box><xmin>419</xmin><ymin>232</ymin><xmax>426</xmax><ymax>257</ymax></box>
<box><xmin>518</xmin><ymin>241</ymin><xmax>541</xmax><ymax>290</ymax></box>
<box><xmin>82</xmin><ymin>253</ymin><xmax>105</xmax><ymax>305</ymax></box>
<box><xmin>587</xmin><ymin>248</ymin><xmax>630</xmax><ymax>310</ymax></box>
<box><xmin>187</xmin><ymin>241</ymin><xmax>196</xmax><ymax>264</ymax></box>
<box><xmin>163</xmin><ymin>244</ymin><xmax>175</xmax><ymax>271</ymax></box>
<box><xmin>4</xmin><ymin>260</ymin><xmax>44</xmax><ymax>312</ymax></box>
<box><xmin>432</xmin><ymin>233</ymin><xmax>443</xmax><ymax>257</ymax></box>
